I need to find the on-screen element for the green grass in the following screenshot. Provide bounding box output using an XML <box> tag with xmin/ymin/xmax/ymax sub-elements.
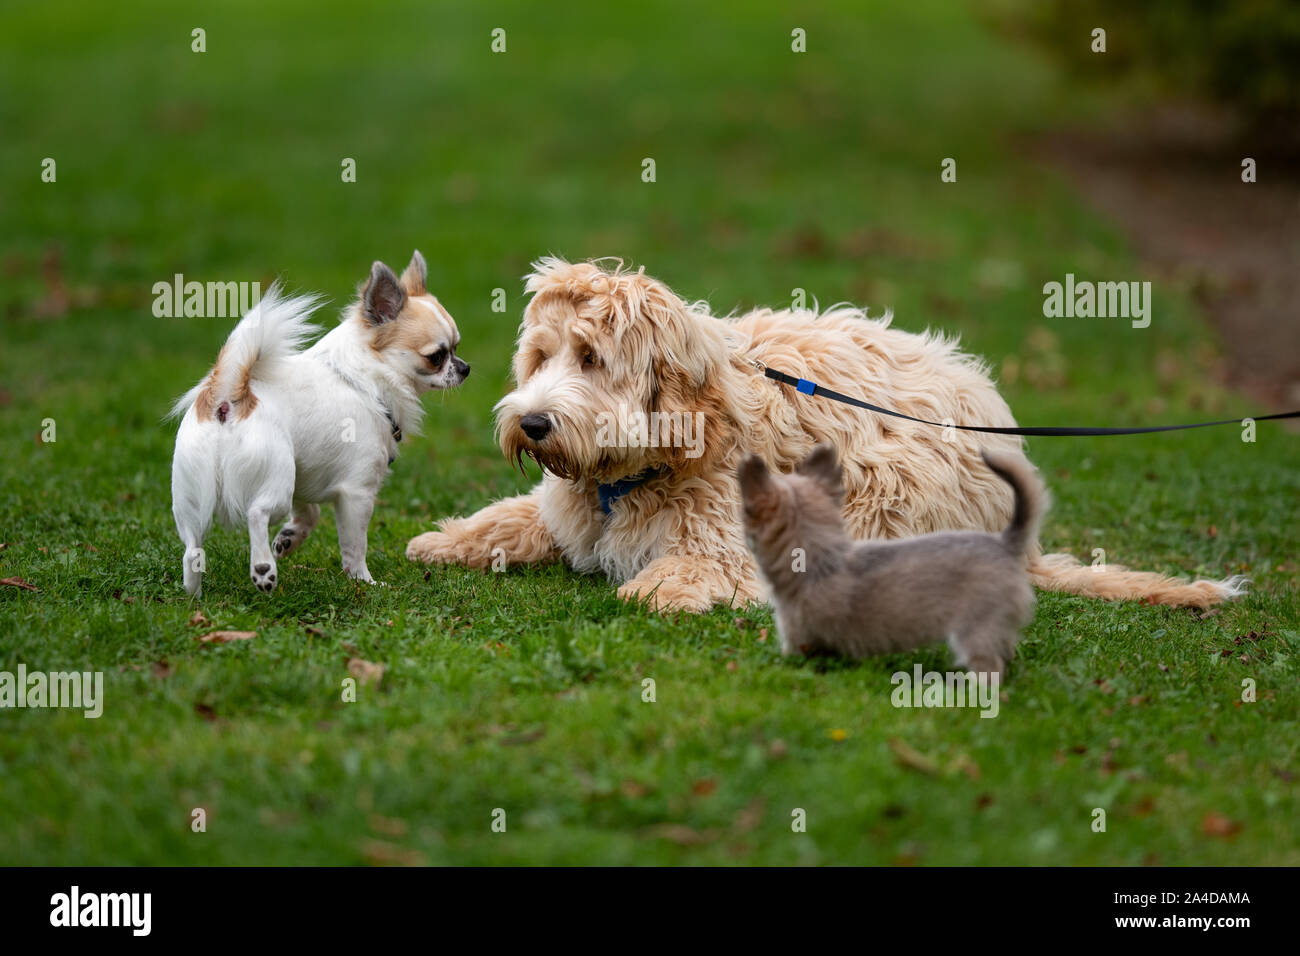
<box><xmin>1</xmin><ymin>0</ymin><xmax>1297</xmax><ymax>865</ymax></box>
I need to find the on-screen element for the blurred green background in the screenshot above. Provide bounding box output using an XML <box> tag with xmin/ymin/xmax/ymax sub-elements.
<box><xmin>1</xmin><ymin>0</ymin><xmax>1296</xmax><ymax>865</ymax></box>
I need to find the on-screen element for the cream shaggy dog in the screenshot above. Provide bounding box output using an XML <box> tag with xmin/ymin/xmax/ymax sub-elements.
<box><xmin>406</xmin><ymin>257</ymin><xmax>1245</xmax><ymax>613</ymax></box>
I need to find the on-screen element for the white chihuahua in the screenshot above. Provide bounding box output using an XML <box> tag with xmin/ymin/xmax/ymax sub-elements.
<box><xmin>169</xmin><ymin>251</ymin><xmax>468</xmax><ymax>596</ymax></box>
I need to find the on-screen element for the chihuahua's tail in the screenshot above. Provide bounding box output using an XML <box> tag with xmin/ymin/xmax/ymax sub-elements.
<box><xmin>981</xmin><ymin>449</ymin><xmax>1047</xmax><ymax>557</ymax></box>
<box><xmin>167</xmin><ymin>282</ymin><xmax>325</xmax><ymax>421</ymax></box>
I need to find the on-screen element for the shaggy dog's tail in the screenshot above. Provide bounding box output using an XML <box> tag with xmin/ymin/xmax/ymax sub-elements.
<box><xmin>980</xmin><ymin>450</ymin><xmax>1247</xmax><ymax>609</ymax></box>
<box><xmin>1028</xmin><ymin>552</ymin><xmax>1248</xmax><ymax>610</ymax></box>
<box><xmin>981</xmin><ymin>449</ymin><xmax>1046</xmax><ymax>557</ymax></box>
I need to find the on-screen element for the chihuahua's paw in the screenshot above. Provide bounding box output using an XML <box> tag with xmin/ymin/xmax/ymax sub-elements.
<box><xmin>344</xmin><ymin>565</ymin><xmax>376</xmax><ymax>585</ymax></box>
<box><xmin>273</xmin><ymin>527</ymin><xmax>304</xmax><ymax>558</ymax></box>
<box><xmin>251</xmin><ymin>561</ymin><xmax>278</xmax><ymax>594</ymax></box>
<box><xmin>405</xmin><ymin>531</ymin><xmax>487</xmax><ymax>568</ymax></box>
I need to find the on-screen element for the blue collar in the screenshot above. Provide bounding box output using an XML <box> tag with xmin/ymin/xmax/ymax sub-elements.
<box><xmin>597</xmin><ymin>467</ymin><xmax>667</xmax><ymax>516</ymax></box>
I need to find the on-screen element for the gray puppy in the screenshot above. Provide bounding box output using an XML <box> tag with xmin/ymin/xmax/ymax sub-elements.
<box><xmin>738</xmin><ymin>445</ymin><xmax>1046</xmax><ymax>676</ymax></box>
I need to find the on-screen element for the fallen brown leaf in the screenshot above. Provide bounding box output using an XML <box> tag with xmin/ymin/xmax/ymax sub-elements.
<box><xmin>0</xmin><ymin>577</ymin><xmax>37</xmax><ymax>592</ymax></box>
<box><xmin>187</xmin><ymin>611</ymin><xmax>210</xmax><ymax>627</ymax></box>
<box><xmin>347</xmin><ymin>657</ymin><xmax>385</xmax><ymax>686</ymax></box>
<box><xmin>645</xmin><ymin>823</ymin><xmax>718</xmax><ymax>846</ymax></box>
<box><xmin>889</xmin><ymin>738</ymin><xmax>939</xmax><ymax>776</ymax></box>
<box><xmin>197</xmin><ymin>630</ymin><xmax>256</xmax><ymax>644</ymax></box>
<box><xmin>949</xmin><ymin>753</ymin><xmax>982</xmax><ymax>780</ymax></box>
<box><xmin>691</xmin><ymin>778</ymin><xmax>718</xmax><ymax>797</ymax></box>
<box><xmin>359</xmin><ymin>838</ymin><xmax>426</xmax><ymax>867</ymax></box>
<box><xmin>1200</xmin><ymin>812</ymin><xmax>1242</xmax><ymax>839</ymax></box>
<box><xmin>368</xmin><ymin>814</ymin><xmax>409</xmax><ymax>837</ymax></box>
<box><xmin>733</xmin><ymin>798</ymin><xmax>765</xmax><ymax>833</ymax></box>
<box><xmin>892</xmin><ymin>842</ymin><xmax>924</xmax><ymax>866</ymax></box>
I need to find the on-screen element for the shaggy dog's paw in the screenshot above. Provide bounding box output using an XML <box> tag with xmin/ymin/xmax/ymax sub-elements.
<box><xmin>617</xmin><ymin>577</ymin><xmax>714</xmax><ymax>614</ymax></box>
<box><xmin>405</xmin><ymin>531</ymin><xmax>491</xmax><ymax>568</ymax></box>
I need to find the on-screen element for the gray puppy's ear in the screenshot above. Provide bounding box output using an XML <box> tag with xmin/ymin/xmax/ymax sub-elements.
<box><xmin>797</xmin><ymin>443</ymin><xmax>843</xmax><ymax>496</ymax></box>
<box><xmin>362</xmin><ymin>261</ymin><xmax>406</xmax><ymax>324</ymax></box>
<box><xmin>737</xmin><ymin>454</ymin><xmax>773</xmax><ymax>504</ymax></box>
<box><xmin>400</xmin><ymin>249</ymin><xmax>428</xmax><ymax>295</ymax></box>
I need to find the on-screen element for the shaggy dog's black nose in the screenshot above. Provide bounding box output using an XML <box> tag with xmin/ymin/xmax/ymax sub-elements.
<box><xmin>520</xmin><ymin>414</ymin><xmax>551</xmax><ymax>441</ymax></box>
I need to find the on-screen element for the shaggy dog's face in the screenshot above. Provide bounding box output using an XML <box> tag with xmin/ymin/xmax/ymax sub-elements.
<box><xmin>496</xmin><ymin>259</ymin><xmax>724</xmax><ymax>483</ymax></box>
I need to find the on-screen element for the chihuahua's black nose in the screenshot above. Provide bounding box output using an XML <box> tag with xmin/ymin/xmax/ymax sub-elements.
<box><xmin>520</xmin><ymin>414</ymin><xmax>551</xmax><ymax>441</ymax></box>
<box><xmin>454</xmin><ymin>357</ymin><xmax>470</xmax><ymax>378</ymax></box>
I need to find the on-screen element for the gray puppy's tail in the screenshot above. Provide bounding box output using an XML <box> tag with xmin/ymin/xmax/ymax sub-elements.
<box><xmin>980</xmin><ymin>449</ymin><xmax>1047</xmax><ymax>557</ymax></box>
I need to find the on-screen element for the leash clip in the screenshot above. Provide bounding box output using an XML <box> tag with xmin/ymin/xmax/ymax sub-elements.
<box><xmin>750</xmin><ymin>359</ymin><xmax>767</xmax><ymax>373</ymax></box>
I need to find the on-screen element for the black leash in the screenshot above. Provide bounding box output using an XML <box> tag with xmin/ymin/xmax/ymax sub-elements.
<box><xmin>758</xmin><ymin>362</ymin><xmax>1300</xmax><ymax>437</ymax></box>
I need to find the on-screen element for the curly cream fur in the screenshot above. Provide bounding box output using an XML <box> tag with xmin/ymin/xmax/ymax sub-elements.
<box><xmin>406</xmin><ymin>257</ymin><xmax>1246</xmax><ymax>613</ymax></box>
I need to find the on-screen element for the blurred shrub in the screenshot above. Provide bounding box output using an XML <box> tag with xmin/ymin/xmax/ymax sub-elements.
<box><xmin>990</xmin><ymin>0</ymin><xmax>1300</xmax><ymax>130</ymax></box>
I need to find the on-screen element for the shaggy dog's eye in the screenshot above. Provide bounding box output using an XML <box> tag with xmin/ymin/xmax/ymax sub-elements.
<box><xmin>581</xmin><ymin>347</ymin><xmax>599</xmax><ymax>370</ymax></box>
<box><xmin>424</xmin><ymin>347</ymin><xmax>447</xmax><ymax>369</ymax></box>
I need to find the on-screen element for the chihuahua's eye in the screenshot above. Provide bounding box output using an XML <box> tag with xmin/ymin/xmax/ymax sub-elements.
<box><xmin>424</xmin><ymin>347</ymin><xmax>448</xmax><ymax>369</ymax></box>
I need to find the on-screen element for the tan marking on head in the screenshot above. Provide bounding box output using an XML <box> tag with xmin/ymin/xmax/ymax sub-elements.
<box><xmin>400</xmin><ymin>250</ymin><xmax>428</xmax><ymax>296</ymax></box>
<box><xmin>368</xmin><ymin>294</ymin><xmax>458</xmax><ymax>356</ymax></box>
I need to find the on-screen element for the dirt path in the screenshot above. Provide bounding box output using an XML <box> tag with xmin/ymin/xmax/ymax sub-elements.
<box><xmin>1035</xmin><ymin>106</ymin><xmax>1300</xmax><ymax>410</ymax></box>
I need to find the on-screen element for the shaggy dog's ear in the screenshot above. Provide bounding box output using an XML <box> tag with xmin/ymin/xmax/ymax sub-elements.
<box><xmin>797</xmin><ymin>444</ymin><xmax>844</xmax><ymax>499</ymax></box>
<box><xmin>400</xmin><ymin>250</ymin><xmax>428</xmax><ymax>296</ymax></box>
<box><xmin>644</xmin><ymin>287</ymin><xmax>730</xmax><ymax>472</ymax></box>
<box><xmin>362</xmin><ymin>261</ymin><xmax>407</xmax><ymax>325</ymax></box>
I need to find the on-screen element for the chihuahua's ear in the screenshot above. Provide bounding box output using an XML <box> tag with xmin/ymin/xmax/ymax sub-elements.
<box><xmin>400</xmin><ymin>249</ymin><xmax>428</xmax><ymax>296</ymax></box>
<box><xmin>362</xmin><ymin>261</ymin><xmax>407</xmax><ymax>324</ymax></box>
<box><xmin>737</xmin><ymin>454</ymin><xmax>774</xmax><ymax>510</ymax></box>
<box><xmin>797</xmin><ymin>444</ymin><xmax>843</xmax><ymax>498</ymax></box>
